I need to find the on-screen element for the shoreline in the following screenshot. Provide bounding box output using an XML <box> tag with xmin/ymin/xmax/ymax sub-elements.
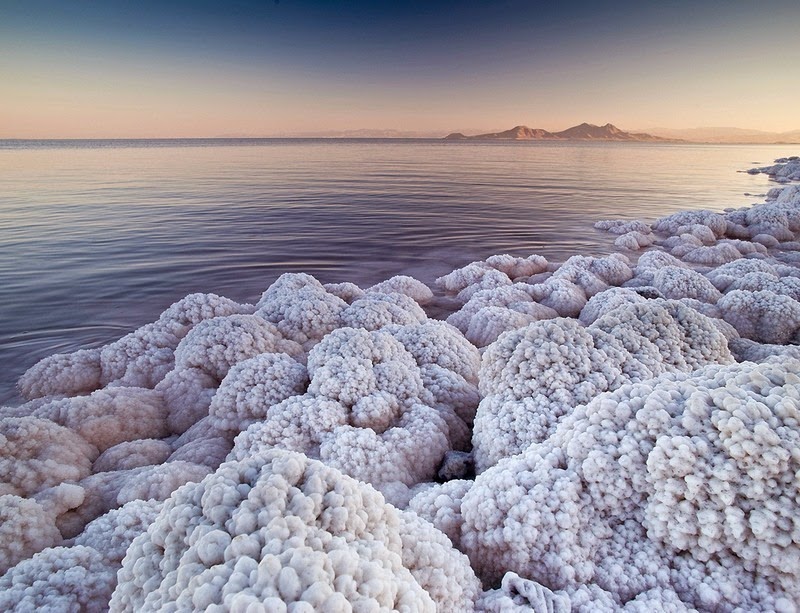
<box><xmin>1</xmin><ymin>156</ymin><xmax>800</xmax><ymax>610</ymax></box>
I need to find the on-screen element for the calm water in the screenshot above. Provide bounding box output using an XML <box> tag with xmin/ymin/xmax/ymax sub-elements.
<box><xmin>0</xmin><ymin>139</ymin><xmax>790</xmax><ymax>403</ymax></box>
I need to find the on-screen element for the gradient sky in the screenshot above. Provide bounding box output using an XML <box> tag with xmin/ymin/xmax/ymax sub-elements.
<box><xmin>1</xmin><ymin>0</ymin><xmax>799</xmax><ymax>138</ymax></box>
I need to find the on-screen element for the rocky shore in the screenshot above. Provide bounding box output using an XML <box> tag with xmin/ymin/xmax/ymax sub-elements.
<box><xmin>1</xmin><ymin>158</ymin><xmax>799</xmax><ymax>611</ymax></box>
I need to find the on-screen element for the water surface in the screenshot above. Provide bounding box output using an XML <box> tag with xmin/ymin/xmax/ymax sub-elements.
<box><xmin>0</xmin><ymin>139</ymin><xmax>788</xmax><ymax>403</ymax></box>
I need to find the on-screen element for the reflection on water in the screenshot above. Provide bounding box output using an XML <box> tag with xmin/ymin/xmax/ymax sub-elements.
<box><xmin>0</xmin><ymin>139</ymin><xmax>787</xmax><ymax>403</ymax></box>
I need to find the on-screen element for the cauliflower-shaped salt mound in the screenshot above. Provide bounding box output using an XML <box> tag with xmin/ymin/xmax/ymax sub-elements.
<box><xmin>550</xmin><ymin>254</ymin><xmax>633</xmax><ymax>293</ymax></box>
<box><xmin>744</xmin><ymin>202</ymin><xmax>797</xmax><ymax>241</ymax></box>
<box><xmin>1</xmin><ymin>498</ymin><xmax>162</xmax><ymax>611</ymax></box>
<box><xmin>446</xmin><ymin>285</ymin><xmax>559</xmax><ymax>347</ymax></box>
<box><xmin>461</xmin><ymin>359</ymin><xmax>800</xmax><ymax>610</ymax></box>
<box><xmin>72</xmin><ymin>499</ymin><xmax>163</xmax><ymax>564</ymax></box>
<box><xmin>256</xmin><ymin>272</ymin><xmax>348</xmax><ymax>347</ymax></box>
<box><xmin>323</xmin><ymin>281</ymin><xmax>364</xmax><ymax>303</ymax></box>
<box><xmin>522</xmin><ymin>254</ymin><xmax>633</xmax><ymax>318</ymax></box>
<box><xmin>167</xmin><ymin>416</ymin><xmax>234</xmax><ymax>469</ymax></box>
<box><xmin>109</xmin><ymin>450</ymin><xmax>480</xmax><ymax>612</ymax></box>
<box><xmin>22</xmin><ymin>386</ymin><xmax>170</xmax><ymax>452</ymax></box>
<box><xmin>320</xmin><ymin>403</ymin><xmax>451</xmax><ymax>490</ymax></box>
<box><xmin>17</xmin><ymin>347</ymin><xmax>102</xmax><ymax>400</ymax></box>
<box><xmin>436</xmin><ymin>254</ymin><xmax>549</xmax><ymax>301</ymax></box>
<box><xmin>114</xmin><ymin>460</ymin><xmax>211</xmax><ymax>507</ymax></box>
<box><xmin>614</xmin><ymin>230</ymin><xmax>655</xmax><ymax>250</ymax></box>
<box><xmin>594</xmin><ymin>219</ymin><xmax>652</xmax><ymax>235</ymax></box>
<box><xmin>385</xmin><ymin>319</ymin><xmax>480</xmax><ymax>386</ymax></box>
<box><xmin>367</xmin><ymin>275</ymin><xmax>434</xmax><ymax>304</ymax></box>
<box><xmin>0</xmin><ymin>545</ymin><xmax>116</xmax><ymax>612</ymax></box>
<box><xmin>467</xmin><ymin>304</ymin><xmax>558</xmax><ymax>348</ymax></box>
<box><xmin>726</xmin><ymin>271</ymin><xmax>800</xmax><ymax>301</ymax></box>
<box><xmin>527</xmin><ymin>277</ymin><xmax>589</xmax><ymax>317</ymax></box>
<box><xmin>472</xmin><ymin>318</ymin><xmax>630</xmax><ymax>471</ymax></box>
<box><xmin>729</xmin><ymin>338</ymin><xmax>800</xmax><ymax>363</ymax></box>
<box><xmin>578</xmin><ymin>287</ymin><xmax>648</xmax><ymax>325</ymax></box>
<box><xmin>474</xmin><ymin>300</ymin><xmax>732</xmax><ymax>471</ymax></box>
<box><xmin>408</xmin><ymin>479</ymin><xmax>472</xmax><ymax>549</ymax></box>
<box><xmin>680</xmin><ymin>242</ymin><xmax>742</xmax><ymax>266</ymax></box>
<box><xmin>0</xmin><ymin>500</ymin><xmax>161</xmax><ymax>612</ymax></box>
<box><xmin>92</xmin><ymin>438</ymin><xmax>173</xmax><ymax>472</ymax></box>
<box><xmin>590</xmin><ymin>299</ymin><xmax>732</xmax><ymax>372</ymax></box>
<box><xmin>208</xmin><ymin>352</ymin><xmax>308</xmax><ymax>433</ymax></box>
<box><xmin>0</xmin><ymin>416</ymin><xmax>97</xmax><ymax>497</ymax></box>
<box><xmin>229</xmin><ymin>394</ymin><xmax>348</xmax><ymax>459</ymax></box>
<box><xmin>154</xmin><ymin>366</ymin><xmax>218</xmax><ymax>434</ymax></box>
<box><xmin>653</xmin><ymin>209</ymin><xmax>727</xmax><ymax>238</ymax></box>
<box><xmin>652</xmin><ymin>266</ymin><xmax>722</xmax><ymax>303</ymax></box>
<box><xmin>98</xmin><ymin>292</ymin><xmax>253</xmax><ymax>389</ymax></box>
<box><xmin>156</xmin><ymin>291</ymin><xmax>255</xmax><ymax>335</ymax></box>
<box><xmin>17</xmin><ymin>291</ymin><xmax>247</xmax><ymax>399</ymax></box>
<box><xmin>340</xmin><ymin>291</ymin><xmax>427</xmax><ymax>330</ymax></box>
<box><xmin>705</xmin><ymin>258</ymin><xmax>778</xmax><ymax>292</ymax></box>
<box><xmin>485</xmin><ymin>253</ymin><xmax>550</xmax><ymax>279</ymax></box>
<box><xmin>158</xmin><ymin>314</ymin><xmax>302</xmax><ymax>432</ymax></box>
<box><xmin>631</xmin><ymin>250</ymin><xmax>688</xmax><ymax>285</ymax></box>
<box><xmin>307</xmin><ymin>326</ymin><xmax>427</xmax><ymax>407</ymax></box>
<box><xmin>718</xmin><ymin>289</ymin><xmax>800</xmax><ymax>344</ymax></box>
<box><xmin>174</xmin><ymin>313</ymin><xmax>303</xmax><ymax>382</ymax></box>
<box><xmin>230</xmin><ymin>324</ymin><xmax>472</xmax><ymax>491</ymax></box>
<box><xmin>56</xmin><ymin>461</ymin><xmax>208</xmax><ymax>538</ymax></box>
<box><xmin>1</xmin><ymin>494</ymin><xmax>67</xmax><ymax>574</ymax></box>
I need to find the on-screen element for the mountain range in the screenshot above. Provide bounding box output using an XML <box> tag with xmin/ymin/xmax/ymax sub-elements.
<box><xmin>444</xmin><ymin>123</ymin><xmax>671</xmax><ymax>142</ymax></box>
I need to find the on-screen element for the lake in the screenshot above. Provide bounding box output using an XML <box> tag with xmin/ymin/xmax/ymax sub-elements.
<box><xmin>0</xmin><ymin>138</ymin><xmax>790</xmax><ymax>403</ymax></box>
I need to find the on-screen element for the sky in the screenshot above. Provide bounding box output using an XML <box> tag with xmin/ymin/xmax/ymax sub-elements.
<box><xmin>1</xmin><ymin>0</ymin><xmax>799</xmax><ymax>138</ymax></box>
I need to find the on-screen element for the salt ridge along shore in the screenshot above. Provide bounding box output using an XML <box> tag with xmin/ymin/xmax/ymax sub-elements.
<box><xmin>1</xmin><ymin>157</ymin><xmax>800</xmax><ymax>611</ymax></box>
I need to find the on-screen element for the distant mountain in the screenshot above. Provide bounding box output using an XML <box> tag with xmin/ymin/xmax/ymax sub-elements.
<box><xmin>554</xmin><ymin>122</ymin><xmax>666</xmax><ymax>141</ymax></box>
<box><xmin>642</xmin><ymin>126</ymin><xmax>800</xmax><ymax>144</ymax></box>
<box><xmin>444</xmin><ymin>122</ymin><xmax>668</xmax><ymax>142</ymax></box>
<box><xmin>445</xmin><ymin>125</ymin><xmax>559</xmax><ymax>140</ymax></box>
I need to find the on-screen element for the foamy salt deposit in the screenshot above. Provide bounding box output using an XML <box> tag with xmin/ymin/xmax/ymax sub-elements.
<box><xmin>1</xmin><ymin>158</ymin><xmax>799</xmax><ymax>611</ymax></box>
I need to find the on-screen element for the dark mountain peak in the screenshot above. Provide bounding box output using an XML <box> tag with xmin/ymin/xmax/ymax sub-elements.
<box><xmin>444</xmin><ymin>122</ymin><xmax>667</xmax><ymax>142</ymax></box>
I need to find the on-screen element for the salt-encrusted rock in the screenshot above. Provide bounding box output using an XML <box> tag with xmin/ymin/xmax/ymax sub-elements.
<box><xmin>473</xmin><ymin>300</ymin><xmax>732</xmax><ymax>471</ymax></box>
<box><xmin>462</xmin><ymin>359</ymin><xmax>800</xmax><ymax>610</ymax></box>
<box><xmin>594</xmin><ymin>219</ymin><xmax>651</xmax><ymax>235</ymax></box>
<box><xmin>109</xmin><ymin>450</ymin><xmax>480</xmax><ymax>612</ymax></box>
<box><xmin>92</xmin><ymin>438</ymin><xmax>173</xmax><ymax>473</ymax></box>
<box><xmin>0</xmin><ymin>499</ymin><xmax>165</xmax><ymax>611</ymax></box>
<box><xmin>16</xmin><ymin>348</ymin><xmax>103</xmax><ymax>400</ymax></box>
<box><xmin>653</xmin><ymin>209</ymin><xmax>727</xmax><ymax>238</ymax></box>
<box><xmin>256</xmin><ymin>272</ymin><xmax>348</xmax><ymax>347</ymax></box>
<box><xmin>340</xmin><ymin>291</ymin><xmax>428</xmax><ymax>330</ymax></box>
<box><xmin>652</xmin><ymin>266</ymin><xmax>722</xmax><ymax>303</ymax></box>
<box><xmin>207</xmin><ymin>352</ymin><xmax>308</xmax><ymax>433</ymax></box>
<box><xmin>718</xmin><ymin>289</ymin><xmax>800</xmax><ymax>344</ymax></box>
<box><xmin>615</xmin><ymin>230</ymin><xmax>655</xmax><ymax>250</ymax></box>
<box><xmin>0</xmin><ymin>545</ymin><xmax>116</xmax><ymax>612</ymax></box>
<box><xmin>18</xmin><ymin>387</ymin><xmax>170</xmax><ymax>452</ymax></box>
<box><xmin>408</xmin><ymin>479</ymin><xmax>472</xmax><ymax>549</ymax></box>
<box><xmin>0</xmin><ymin>416</ymin><xmax>97</xmax><ymax>498</ymax></box>
<box><xmin>367</xmin><ymin>275</ymin><xmax>434</xmax><ymax>304</ymax></box>
<box><xmin>579</xmin><ymin>287</ymin><xmax>648</xmax><ymax>325</ymax></box>
<box><xmin>1</xmin><ymin>494</ymin><xmax>68</xmax><ymax>574</ymax></box>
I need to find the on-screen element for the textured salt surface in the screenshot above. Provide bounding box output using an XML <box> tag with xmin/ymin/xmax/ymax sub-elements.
<box><xmin>1</xmin><ymin>157</ymin><xmax>799</xmax><ymax>611</ymax></box>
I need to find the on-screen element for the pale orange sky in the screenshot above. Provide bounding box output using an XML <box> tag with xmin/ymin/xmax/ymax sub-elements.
<box><xmin>1</xmin><ymin>1</ymin><xmax>798</xmax><ymax>138</ymax></box>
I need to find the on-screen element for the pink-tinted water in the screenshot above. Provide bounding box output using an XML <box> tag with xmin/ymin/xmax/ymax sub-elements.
<box><xmin>0</xmin><ymin>139</ymin><xmax>788</xmax><ymax>402</ymax></box>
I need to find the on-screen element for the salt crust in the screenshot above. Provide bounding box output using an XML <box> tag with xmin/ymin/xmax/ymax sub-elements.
<box><xmin>2</xmin><ymin>157</ymin><xmax>800</xmax><ymax>611</ymax></box>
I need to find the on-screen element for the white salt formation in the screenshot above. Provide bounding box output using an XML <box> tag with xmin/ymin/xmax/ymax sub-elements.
<box><xmin>1</xmin><ymin>156</ymin><xmax>800</xmax><ymax>611</ymax></box>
